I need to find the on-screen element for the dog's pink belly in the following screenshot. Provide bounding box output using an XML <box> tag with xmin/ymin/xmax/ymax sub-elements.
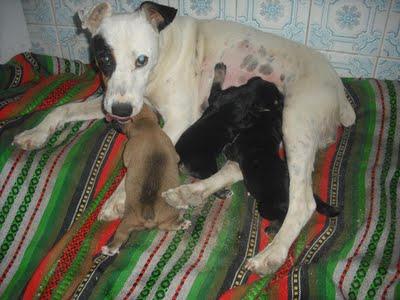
<box><xmin>221</xmin><ymin>64</ymin><xmax>281</xmax><ymax>89</ymax></box>
<box><xmin>198</xmin><ymin>40</ymin><xmax>293</xmax><ymax>109</ymax></box>
<box><xmin>220</xmin><ymin>49</ymin><xmax>283</xmax><ymax>89</ymax></box>
<box><xmin>219</xmin><ymin>40</ymin><xmax>288</xmax><ymax>90</ymax></box>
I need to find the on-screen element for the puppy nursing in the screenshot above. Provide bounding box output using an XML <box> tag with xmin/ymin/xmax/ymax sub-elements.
<box><xmin>177</xmin><ymin>64</ymin><xmax>339</xmax><ymax>234</ymax></box>
<box><xmin>102</xmin><ymin>105</ymin><xmax>189</xmax><ymax>256</ymax></box>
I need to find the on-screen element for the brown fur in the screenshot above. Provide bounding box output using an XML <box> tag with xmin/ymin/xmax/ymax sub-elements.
<box><xmin>103</xmin><ymin>105</ymin><xmax>186</xmax><ymax>254</ymax></box>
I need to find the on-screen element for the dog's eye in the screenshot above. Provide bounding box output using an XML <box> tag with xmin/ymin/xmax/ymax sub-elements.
<box><xmin>100</xmin><ymin>55</ymin><xmax>111</xmax><ymax>64</ymax></box>
<box><xmin>135</xmin><ymin>55</ymin><xmax>148</xmax><ymax>68</ymax></box>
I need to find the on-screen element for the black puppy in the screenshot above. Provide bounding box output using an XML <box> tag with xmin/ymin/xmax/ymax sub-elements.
<box><xmin>175</xmin><ymin>63</ymin><xmax>282</xmax><ymax>180</ymax></box>
<box><xmin>176</xmin><ymin>63</ymin><xmax>340</xmax><ymax>233</ymax></box>
<box><xmin>223</xmin><ymin>109</ymin><xmax>340</xmax><ymax>233</ymax></box>
<box><xmin>222</xmin><ymin>95</ymin><xmax>287</xmax><ymax>233</ymax></box>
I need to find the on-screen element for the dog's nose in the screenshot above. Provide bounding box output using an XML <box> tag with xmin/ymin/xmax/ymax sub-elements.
<box><xmin>111</xmin><ymin>102</ymin><xmax>133</xmax><ymax>117</ymax></box>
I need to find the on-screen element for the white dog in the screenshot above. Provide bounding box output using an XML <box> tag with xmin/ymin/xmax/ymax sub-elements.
<box><xmin>13</xmin><ymin>1</ymin><xmax>355</xmax><ymax>275</ymax></box>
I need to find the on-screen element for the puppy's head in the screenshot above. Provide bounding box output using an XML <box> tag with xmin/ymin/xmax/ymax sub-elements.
<box><xmin>247</xmin><ymin>78</ymin><xmax>284</xmax><ymax>113</ymax></box>
<box><xmin>119</xmin><ymin>104</ymin><xmax>159</xmax><ymax>137</ymax></box>
<box><xmin>78</xmin><ymin>2</ymin><xmax>177</xmax><ymax>122</ymax></box>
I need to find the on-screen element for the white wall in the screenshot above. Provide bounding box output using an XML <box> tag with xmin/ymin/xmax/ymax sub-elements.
<box><xmin>0</xmin><ymin>0</ymin><xmax>31</xmax><ymax>63</ymax></box>
<box><xmin>22</xmin><ymin>0</ymin><xmax>400</xmax><ymax>80</ymax></box>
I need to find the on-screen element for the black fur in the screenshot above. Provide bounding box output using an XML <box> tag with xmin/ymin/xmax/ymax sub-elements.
<box><xmin>139</xmin><ymin>1</ymin><xmax>177</xmax><ymax>31</ymax></box>
<box><xmin>92</xmin><ymin>34</ymin><xmax>115</xmax><ymax>78</ymax></box>
<box><xmin>175</xmin><ymin>76</ymin><xmax>282</xmax><ymax>180</ymax></box>
<box><xmin>222</xmin><ymin>103</ymin><xmax>287</xmax><ymax>224</ymax></box>
<box><xmin>176</xmin><ymin>63</ymin><xmax>340</xmax><ymax>233</ymax></box>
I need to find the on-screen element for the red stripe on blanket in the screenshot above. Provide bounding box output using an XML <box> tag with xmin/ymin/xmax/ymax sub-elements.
<box><xmin>72</xmin><ymin>74</ymin><xmax>101</xmax><ymax>103</ymax></box>
<box><xmin>34</xmin><ymin>79</ymin><xmax>80</xmax><ymax>111</ymax></box>
<box><xmin>93</xmin><ymin>133</ymin><xmax>126</xmax><ymax>198</ymax></box>
<box><xmin>94</xmin><ymin>220</ymin><xmax>121</xmax><ymax>255</ymax></box>
<box><xmin>39</xmin><ymin>168</ymin><xmax>126</xmax><ymax>299</ymax></box>
<box><xmin>0</xmin><ymin>125</ymin><xmax>88</xmax><ymax>286</ymax></box>
<box><xmin>245</xmin><ymin>219</ymin><xmax>270</xmax><ymax>285</ymax></box>
<box><xmin>0</xmin><ymin>76</ymin><xmax>55</xmax><ymax>120</ymax></box>
<box><xmin>25</xmin><ymin>135</ymin><xmax>125</xmax><ymax>298</ymax></box>
<box><xmin>35</xmin><ymin>74</ymin><xmax>101</xmax><ymax>112</ymax></box>
<box><xmin>339</xmin><ymin>80</ymin><xmax>386</xmax><ymax>294</ymax></box>
<box><xmin>123</xmin><ymin>232</ymin><xmax>170</xmax><ymax>299</ymax></box>
<box><xmin>172</xmin><ymin>200</ymin><xmax>225</xmax><ymax>299</ymax></box>
<box><xmin>0</xmin><ymin>150</ymin><xmax>24</xmax><ymax>198</ymax></box>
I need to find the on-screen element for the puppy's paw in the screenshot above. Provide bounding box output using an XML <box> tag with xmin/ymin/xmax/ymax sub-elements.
<box><xmin>162</xmin><ymin>188</ymin><xmax>189</xmax><ymax>209</ymax></box>
<box><xmin>163</xmin><ymin>183</ymin><xmax>205</xmax><ymax>209</ymax></box>
<box><xmin>213</xmin><ymin>63</ymin><xmax>227</xmax><ymax>84</ymax></box>
<box><xmin>101</xmin><ymin>245</ymin><xmax>119</xmax><ymax>256</ymax></box>
<box><xmin>13</xmin><ymin>128</ymin><xmax>50</xmax><ymax>150</ymax></box>
<box><xmin>98</xmin><ymin>196</ymin><xmax>125</xmax><ymax>221</ymax></box>
<box><xmin>244</xmin><ymin>243</ymin><xmax>287</xmax><ymax>275</ymax></box>
<box><xmin>214</xmin><ymin>62</ymin><xmax>227</xmax><ymax>73</ymax></box>
<box><xmin>213</xmin><ymin>188</ymin><xmax>232</xmax><ymax>199</ymax></box>
<box><xmin>179</xmin><ymin>219</ymin><xmax>192</xmax><ymax>230</ymax></box>
<box><xmin>244</xmin><ymin>257</ymin><xmax>263</xmax><ymax>274</ymax></box>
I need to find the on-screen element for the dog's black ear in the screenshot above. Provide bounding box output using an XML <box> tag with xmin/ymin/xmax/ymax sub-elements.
<box><xmin>139</xmin><ymin>1</ymin><xmax>177</xmax><ymax>31</ymax></box>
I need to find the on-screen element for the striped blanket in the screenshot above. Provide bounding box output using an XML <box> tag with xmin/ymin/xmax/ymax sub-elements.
<box><xmin>0</xmin><ymin>53</ymin><xmax>399</xmax><ymax>299</ymax></box>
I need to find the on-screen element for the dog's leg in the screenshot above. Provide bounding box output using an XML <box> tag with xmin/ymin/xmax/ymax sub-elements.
<box><xmin>209</xmin><ymin>63</ymin><xmax>226</xmax><ymax>98</ymax></box>
<box><xmin>102</xmin><ymin>220</ymin><xmax>143</xmax><ymax>256</ymax></box>
<box><xmin>163</xmin><ymin>161</ymin><xmax>243</xmax><ymax>208</ymax></box>
<box><xmin>158</xmin><ymin>219</ymin><xmax>192</xmax><ymax>231</ymax></box>
<box><xmin>13</xmin><ymin>96</ymin><xmax>104</xmax><ymax>150</ymax></box>
<box><xmin>245</xmin><ymin>104</ymin><xmax>318</xmax><ymax>275</ymax></box>
<box><xmin>98</xmin><ymin>178</ymin><xmax>126</xmax><ymax>221</ymax></box>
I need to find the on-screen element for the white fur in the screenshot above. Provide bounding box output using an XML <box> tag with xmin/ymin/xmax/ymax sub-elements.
<box><xmin>13</xmin><ymin>6</ymin><xmax>355</xmax><ymax>276</ymax></box>
<box><xmin>99</xmin><ymin>12</ymin><xmax>160</xmax><ymax>116</ymax></box>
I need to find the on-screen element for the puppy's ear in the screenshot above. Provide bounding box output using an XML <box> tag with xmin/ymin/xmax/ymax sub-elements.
<box><xmin>175</xmin><ymin>152</ymin><xmax>180</xmax><ymax>164</ymax></box>
<box><xmin>78</xmin><ymin>2</ymin><xmax>112</xmax><ymax>34</ymax></box>
<box><xmin>139</xmin><ymin>1</ymin><xmax>177</xmax><ymax>31</ymax></box>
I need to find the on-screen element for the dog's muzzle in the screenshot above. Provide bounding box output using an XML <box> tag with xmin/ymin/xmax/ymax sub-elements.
<box><xmin>105</xmin><ymin>113</ymin><xmax>131</xmax><ymax>123</ymax></box>
<box><xmin>105</xmin><ymin>102</ymin><xmax>133</xmax><ymax>123</ymax></box>
<box><xmin>111</xmin><ymin>102</ymin><xmax>133</xmax><ymax>118</ymax></box>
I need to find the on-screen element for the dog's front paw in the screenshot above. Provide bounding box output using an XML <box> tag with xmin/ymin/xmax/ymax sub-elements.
<box><xmin>162</xmin><ymin>183</ymin><xmax>205</xmax><ymax>209</ymax></box>
<box><xmin>13</xmin><ymin>128</ymin><xmax>50</xmax><ymax>150</ymax></box>
<box><xmin>98</xmin><ymin>196</ymin><xmax>125</xmax><ymax>221</ymax></box>
<box><xmin>101</xmin><ymin>245</ymin><xmax>119</xmax><ymax>256</ymax></box>
<box><xmin>213</xmin><ymin>188</ymin><xmax>232</xmax><ymax>199</ymax></box>
<box><xmin>213</xmin><ymin>63</ymin><xmax>227</xmax><ymax>84</ymax></box>
<box><xmin>162</xmin><ymin>188</ymin><xmax>189</xmax><ymax>209</ymax></box>
<box><xmin>244</xmin><ymin>242</ymin><xmax>287</xmax><ymax>275</ymax></box>
<box><xmin>179</xmin><ymin>219</ymin><xmax>192</xmax><ymax>230</ymax></box>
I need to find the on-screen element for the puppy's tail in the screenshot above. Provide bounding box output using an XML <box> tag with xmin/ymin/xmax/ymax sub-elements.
<box><xmin>140</xmin><ymin>152</ymin><xmax>166</xmax><ymax>220</ymax></box>
<box><xmin>142</xmin><ymin>204</ymin><xmax>155</xmax><ymax>221</ymax></box>
<box><xmin>314</xmin><ymin>194</ymin><xmax>341</xmax><ymax>217</ymax></box>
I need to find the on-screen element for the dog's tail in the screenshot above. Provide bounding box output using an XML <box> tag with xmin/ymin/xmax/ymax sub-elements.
<box><xmin>140</xmin><ymin>152</ymin><xmax>167</xmax><ymax>220</ymax></box>
<box><xmin>338</xmin><ymin>83</ymin><xmax>356</xmax><ymax>127</ymax></box>
<box><xmin>314</xmin><ymin>194</ymin><xmax>341</xmax><ymax>217</ymax></box>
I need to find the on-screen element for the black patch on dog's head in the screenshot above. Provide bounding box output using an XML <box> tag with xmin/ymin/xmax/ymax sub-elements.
<box><xmin>92</xmin><ymin>34</ymin><xmax>116</xmax><ymax>78</ymax></box>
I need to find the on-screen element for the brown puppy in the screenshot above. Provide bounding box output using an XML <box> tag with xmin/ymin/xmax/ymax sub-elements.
<box><xmin>102</xmin><ymin>105</ymin><xmax>190</xmax><ymax>256</ymax></box>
